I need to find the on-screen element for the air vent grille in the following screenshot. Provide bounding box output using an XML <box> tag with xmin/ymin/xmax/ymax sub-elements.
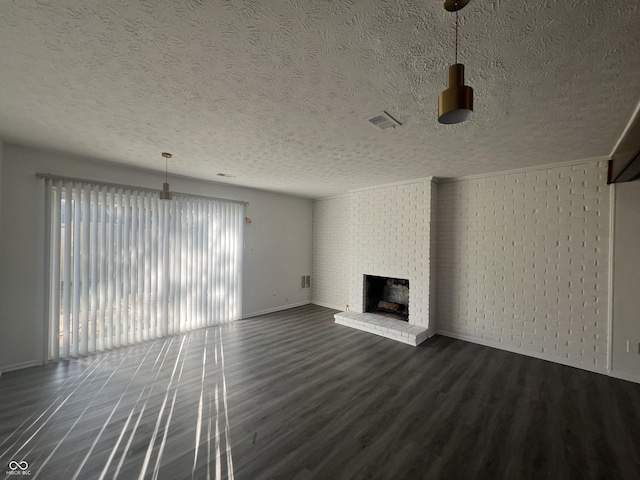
<box><xmin>364</xmin><ymin>111</ymin><xmax>402</xmax><ymax>130</ymax></box>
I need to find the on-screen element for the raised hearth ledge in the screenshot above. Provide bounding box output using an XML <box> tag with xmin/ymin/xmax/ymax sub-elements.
<box><xmin>334</xmin><ymin>311</ymin><xmax>430</xmax><ymax>346</ymax></box>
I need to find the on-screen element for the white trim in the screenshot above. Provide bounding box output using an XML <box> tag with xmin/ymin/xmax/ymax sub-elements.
<box><xmin>311</xmin><ymin>300</ymin><xmax>345</xmax><ymax>311</ymax></box>
<box><xmin>610</xmin><ymin>98</ymin><xmax>640</xmax><ymax>156</ymax></box>
<box><xmin>42</xmin><ymin>179</ymin><xmax>52</xmax><ymax>365</ymax></box>
<box><xmin>607</xmin><ymin>184</ymin><xmax>616</xmax><ymax>371</ymax></box>
<box><xmin>348</xmin><ymin>176</ymin><xmax>434</xmax><ymax>193</ymax></box>
<box><xmin>315</xmin><ymin>157</ymin><xmax>612</xmax><ymax>198</ymax></box>
<box><xmin>436</xmin><ymin>330</ymin><xmax>609</xmax><ymax>376</ymax></box>
<box><xmin>313</xmin><ymin>193</ymin><xmax>352</xmax><ymax>202</ymax></box>
<box><xmin>241</xmin><ymin>301</ymin><xmax>311</xmax><ymax>319</ymax></box>
<box><xmin>0</xmin><ymin>360</ymin><xmax>40</xmax><ymax>374</ymax></box>
<box><xmin>237</xmin><ymin>204</ymin><xmax>246</xmax><ymax>322</ymax></box>
<box><xmin>436</xmin><ymin>156</ymin><xmax>611</xmax><ymax>184</ymax></box>
<box><xmin>608</xmin><ymin>369</ymin><xmax>640</xmax><ymax>385</ymax></box>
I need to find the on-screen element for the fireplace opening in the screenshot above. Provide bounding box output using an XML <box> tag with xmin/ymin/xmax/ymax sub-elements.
<box><xmin>364</xmin><ymin>275</ymin><xmax>409</xmax><ymax>321</ymax></box>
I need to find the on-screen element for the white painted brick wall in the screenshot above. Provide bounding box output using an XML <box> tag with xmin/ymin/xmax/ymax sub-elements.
<box><xmin>349</xmin><ymin>180</ymin><xmax>434</xmax><ymax>328</ymax></box>
<box><xmin>436</xmin><ymin>162</ymin><xmax>610</xmax><ymax>370</ymax></box>
<box><xmin>312</xmin><ymin>196</ymin><xmax>350</xmax><ymax>309</ymax></box>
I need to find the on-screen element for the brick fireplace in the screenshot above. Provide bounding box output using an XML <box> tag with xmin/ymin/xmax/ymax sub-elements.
<box><xmin>334</xmin><ymin>178</ymin><xmax>437</xmax><ymax>346</ymax></box>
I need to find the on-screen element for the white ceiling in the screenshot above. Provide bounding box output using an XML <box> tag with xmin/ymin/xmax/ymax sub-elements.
<box><xmin>1</xmin><ymin>1</ymin><xmax>639</xmax><ymax>198</ymax></box>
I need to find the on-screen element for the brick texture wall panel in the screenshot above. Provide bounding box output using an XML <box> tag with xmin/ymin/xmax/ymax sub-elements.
<box><xmin>312</xmin><ymin>196</ymin><xmax>350</xmax><ymax>309</ymax></box>
<box><xmin>436</xmin><ymin>161</ymin><xmax>610</xmax><ymax>370</ymax></box>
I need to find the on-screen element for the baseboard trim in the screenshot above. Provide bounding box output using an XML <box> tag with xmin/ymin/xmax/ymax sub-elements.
<box><xmin>311</xmin><ymin>300</ymin><xmax>344</xmax><ymax>311</ymax></box>
<box><xmin>436</xmin><ymin>330</ymin><xmax>609</xmax><ymax>376</ymax></box>
<box><xmin>608</xmin><ymin>370</ymin><xmax>640</xmax><ymax>385</ymax></box>
<box><xmin>0</xmin><ymin>360</ymin><xmax>40</xmax><ymax>375</ymax></box>
<box><xmin>241</xmin><ymin>301</ymin><xmax>311</xmax><ymax>319</ymax></box>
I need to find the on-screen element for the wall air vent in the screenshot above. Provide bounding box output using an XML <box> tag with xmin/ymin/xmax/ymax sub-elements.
<box><xmin>364</xmin><ymin>111</ymin><xmax>402</xmax><ymax>130</ymax></box>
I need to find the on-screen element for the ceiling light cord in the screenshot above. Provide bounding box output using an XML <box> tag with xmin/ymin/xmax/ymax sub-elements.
<box><xmin>455</xmin><ymin>8</ymin><xmax>459</xmax><ymax>64</ymax></box>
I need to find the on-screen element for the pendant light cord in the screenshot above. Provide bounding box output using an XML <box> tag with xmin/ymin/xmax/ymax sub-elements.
<box><xmin>455</xmin><ymin>8</ymin><xmax>459</xmax><ymax>64</ymax></box>
<box><xmin>165</xmin><ymin>157</ymin><xmax>168</xmax><ymax>183</ymax></box>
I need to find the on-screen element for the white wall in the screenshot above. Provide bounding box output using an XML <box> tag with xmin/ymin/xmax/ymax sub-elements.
<box><xmin>0</xmin><ymin>138</ymin><xmax>3</xmax><ymax>250</ymax></box>
<box><xmin>436</xmin><ymin>162</ymin><xmax>610</xmax><ymax>373</ymax></box>
<box><xmin>0</xmin><ymin>144</ymin><xmax>312</xmax><ymax>371</ymax></box>
<box><xmin>349</xmin><ymin>179</ymin><xmax>434</xmax><ymax>329</ymax></box>
<box><xmin>312</xmin><ymin>195</ymin><xmax>350</xmax><ymax>310</ymax></box>
<box><xmin>611</xmin><ymin>179</ymin><xmax>640</xmax><ymax>382</ymax></box>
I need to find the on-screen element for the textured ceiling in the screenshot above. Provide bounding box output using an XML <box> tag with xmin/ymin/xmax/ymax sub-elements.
<box><xmin>1</xmin><ymin>0</ymin><xmax>639</xmax><ymax>198</ymax></box>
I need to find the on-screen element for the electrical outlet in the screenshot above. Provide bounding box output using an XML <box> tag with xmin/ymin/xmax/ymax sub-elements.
<box><xmin>626</xmin><ymin>341</ymin><xmax>640</xmax><ymax>354</ymax></box>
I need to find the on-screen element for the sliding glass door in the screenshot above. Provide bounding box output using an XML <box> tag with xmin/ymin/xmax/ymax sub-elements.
<box><xmin>44</xmin><ymin>179</ymin><xmax>244</xmax><ymax>360</ymax></box>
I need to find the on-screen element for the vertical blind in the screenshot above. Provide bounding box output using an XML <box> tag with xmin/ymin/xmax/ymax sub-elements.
<box><xmin>45</xmin><ymin>178</ymin><xmax>244</xmax><ymax>360</ymax></box>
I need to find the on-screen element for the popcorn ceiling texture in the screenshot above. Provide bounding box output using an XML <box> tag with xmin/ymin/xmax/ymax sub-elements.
<box><xmin>0</xmin><ymin>1</ymin><xmax>639</xmax><ymax>197</ymax></box>
<box><xmin>436</xmin><ymin>162</ymin><xmax>610</xmax><ymax>371</ymax></box>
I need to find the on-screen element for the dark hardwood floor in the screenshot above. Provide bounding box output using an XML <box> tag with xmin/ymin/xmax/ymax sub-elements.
<box><xmin>1</xmin><ymin>304</ymin><xmax>640</xmax><ymax>479</ymax></box>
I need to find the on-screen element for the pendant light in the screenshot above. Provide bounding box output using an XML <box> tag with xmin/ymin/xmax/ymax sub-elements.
<box><xmin>438</xmin><ymin>0</ymin><xmax>474</xmax><ymax>124</ymax></box>
<box><xmin>160</xmin><ymin>152</ymin><xmax>173</xmax><ymax>200</ymax></box>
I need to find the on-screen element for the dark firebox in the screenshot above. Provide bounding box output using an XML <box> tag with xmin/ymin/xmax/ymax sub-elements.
<box><xmin>363</xmin><ymin>275</ymin><xmax>409</xmax><ymax>321</ymax></box>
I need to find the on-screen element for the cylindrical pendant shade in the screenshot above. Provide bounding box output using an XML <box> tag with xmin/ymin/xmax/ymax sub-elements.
<box><xmin>438</xmin><ymin>63</ymin><xmax>474</xmax><ymax>124</ymax></box>
<box><xmin>160</xmin><ymin>152</ymin><xmax>173</xmax><ymax>200</ymax></box>
<box><xmin>160</xmin><ymin>182</ymin><xmax>173</xmax><ymax>200</ymax></box>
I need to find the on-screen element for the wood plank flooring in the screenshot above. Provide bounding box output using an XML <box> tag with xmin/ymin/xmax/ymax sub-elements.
<box><xmin>1</xmin><ymin>304</ymin><xmax>640</xmax><ymax>479</ymax></box>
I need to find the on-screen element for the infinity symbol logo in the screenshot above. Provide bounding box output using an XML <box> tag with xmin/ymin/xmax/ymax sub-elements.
<box><xmin>8</xmin><ymin>461</ymin><xmax>29</xmax><ymax>471</ymax></box>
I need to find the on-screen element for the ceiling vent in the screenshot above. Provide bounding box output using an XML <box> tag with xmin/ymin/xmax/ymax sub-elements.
<box><xmin>364</xmin><ymin>111</ymin><xmax>402</xmax><ymax>130</ymax></box>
